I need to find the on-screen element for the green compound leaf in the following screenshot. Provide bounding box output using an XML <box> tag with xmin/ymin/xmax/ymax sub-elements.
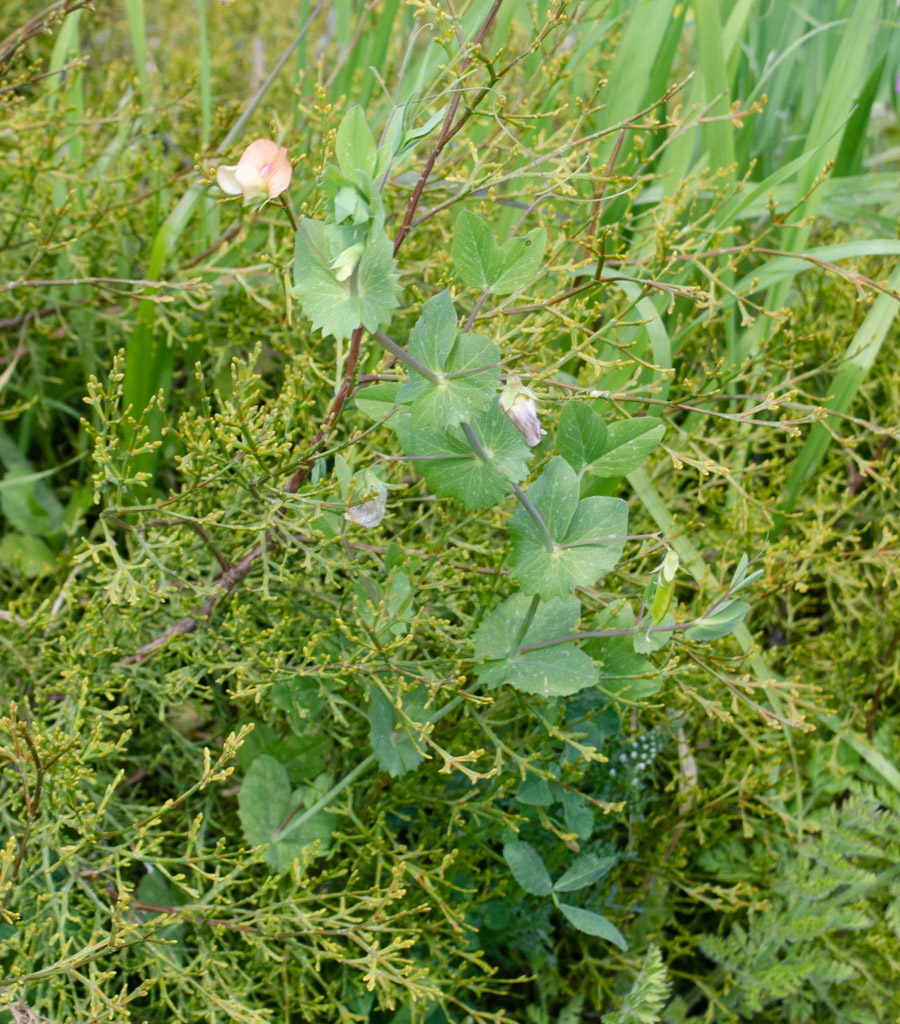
<box><xmin>335</xmin><ymin>106</ymin><xmax>377</xmax><ymax>178</ymax></box>
<box><xmin>474</xmin><ymin>593</ymin><xmax>598</xmax><ymax>697</ymax></box>
<box><xmin>451</xmin><ymin>210</ymin><xmax>546</xmax><ymax>295</ymax></box>
<box><xmin>368</xmin><ymin>685</ymin><xmax>428</xmax><ymax>778</ymax></box>
<box><xmin>557</xmin><ymin>402</ymin><xmax>608</xmax><ymax>475</ymax></box>
<box><xmin>395</xmin><ymin>403</ymin><xmax>529</xmax><ymax>509</ymax></box>
<box><xmin>685</xmin><ymin>599</ymin><xmax>751</xmax><ymax>641</ymax></box>
<box><xmin>293</xmin><ymin>220</ymin><xmax>399</xmax><ymax>340</ymax></box>
<box><xmin>397</xmin><ymin>290</ymin><xmax>500</xmax><ymax>428</ymax></box>
<box><xmin>503</xmin><ymin>840</ymin><xmax>553</xmax><ymax>896</ymax></box>
<box><xmin>509</xmin><ymin>457</ymin><xmax>628</xmax><ymax>600</ymax></box>
<box><xmin>589</xmin><ymin>419</ymin><xmax>665</xmax><ymax>477</ymax></box>
<box><xmin>553</xmin><ymin>852</ymin><xmax>616</xmax><ymax>893</ymax></box>
<box><xmin>582</xmin><ymin>601</ymin><xmax>661</xmax><ymax>698</ymax></box>
<box><xmin>558</xmin><ymin>903</ymin><xmax>628</xmax><ymax>950</ymax></box>
<box><xmin>237</xmin><ymin>756</ymin><xmax>336</xmax><ymax>874</ymax></box>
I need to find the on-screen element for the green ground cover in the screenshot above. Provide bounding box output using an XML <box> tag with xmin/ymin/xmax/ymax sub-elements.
<box><xmin>2</xmin><ymin>1</ymin><xmax>900</xmax><ymax>1021</ymax></box>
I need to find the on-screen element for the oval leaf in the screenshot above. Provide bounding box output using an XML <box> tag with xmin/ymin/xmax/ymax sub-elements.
<box><xmin>503</xmin><ymin>840</ymin><xmax>553</xmax><ymax>896</ymax></box>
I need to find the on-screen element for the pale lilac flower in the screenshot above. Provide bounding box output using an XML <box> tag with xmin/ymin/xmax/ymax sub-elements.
<box><xmin>499</xmin><ymin>376</ymin><xmax>545</xmax><ymax>447</ymax></box>
<box><xmin>216</xmin><ymin>139</ymin><xmax>292</xmax><ymax>204</ymax></box>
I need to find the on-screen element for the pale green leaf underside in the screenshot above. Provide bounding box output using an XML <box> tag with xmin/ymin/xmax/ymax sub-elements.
<box><xmin>293</xmin><ymin>220</ymin><xmax>399</xmax><ymax>340</ymax></box>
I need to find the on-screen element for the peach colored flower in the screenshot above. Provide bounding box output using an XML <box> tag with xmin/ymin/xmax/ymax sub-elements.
<box><xmin>216</xmin><ymin>139</ymin><xmax>292</xmax><ymax>204</ymax></box>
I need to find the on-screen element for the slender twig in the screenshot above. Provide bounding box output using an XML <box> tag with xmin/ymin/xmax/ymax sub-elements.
<box><xmin>392</xmin><ymin>0</ymin><xmax>507</xmax><ymax>255</ymax></box>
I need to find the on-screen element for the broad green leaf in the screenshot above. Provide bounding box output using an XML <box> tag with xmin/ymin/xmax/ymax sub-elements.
<box><xmin>509</xmin><ymin>458</ymin><xmax>628</xmax><ymax>600</ymax></box>
<box><xmin>557</xmin><ymin>402</ymin><xmax>608</xmax><ymax>475</ymax></box>
<box><xmin>557</xmin><ymin>788</ymin><xmax>594</xmax><ymax>840</ymax></box>
<box><xmin>451</xmin><ymin>210</ymin><xmax>546</xmax><ymax>295</ymax></box>
<box><xmin>354</xmin><ymin>381</ymin><xmax>402</xmax><ymax>422</ymax></box>
<box><xmin>336</xmin><ymin>106</ymin><xmax>377</xmax><ymax>178</ymax></box>
<box><xmin>478</xmin><ymin>643</ymin><xmax>599</xmax><ymax>698</ymax></box>
<box><xmin>685</xmin><ymin>600</ymin><xmax>750</xmax><ymax>641</ymax></box>
<box><xmin>293</xmin><ymin>220</ymin><xmax>399</xmax><ymax>340</ymax></box>
<box><xmin>0</xmin><ymin>467</ymin><xmax>64</xmax><ymax>537</ymax></box>
<box><xmin>503</xmin><ymin>841</ymin><xmax>553</xmax><ymax>896</ymax></box>
<box><xmin>238</xmin><ymin>756</ymin><xmax>335</xmax><ymax>873</ymax></box>
<box><xmin>368</xmin><ymin>686</ymin><xmax>427</xmax><ymax>778</ymax></box>
<box><xmin>553</xmin><ymin>853</ymin><xmax>616</xmax><ymax>893</ymax></box>
<box><xmin>582</xmin><ymin>604</ymin><xmax>661</xmax><ymax>697</ymax></box>
<box><xmin>395</xmin><ymin>290</ymin><xmax>499</xmax><ymax>426</ymax></box>
<box><xmin>235</xmin><ymin>721</ymin><xmax>329</xmax><ymax>785</ymax></box>
<box><xmin>398</xmin><ymin>323</ymin><xmax>501</xmax><ymax>430</ymax></box>
<box><xmin>557</xmin><ymin>903</ymin><xmax>628</xmax><ymax>949</ymax></box>
<box><xmin>516</xmin><ymin>776</ymin><xmax>554</xmax><ymax>806</ymax></box>
<box><xmin>397</xmin><ymin>290</ymin><xmax>459</xmax><ymax>401</ymax></box>
<box><xmin>474</xmin><ymin>593</ymin><xmax>599</xmax><ymax>697</ymax></box>
<box><xmin>474</xmin><ymin>593</ymin><xmax>582</xmax><ymax>660</ymax></box>
<box><xmin>354</xmin><ymin>572</ymin><xmax>414</xmax><ymax>641</ymax></box>
<box><xmin>395</xmin><ymin>403</ymin><xmax>529</xmax><ymax>508</ymax></box>
<box><xmin>633</xmin><ymin>612</ymin><xmax>676</xmax><ymax>654</ymax></box>
<box><xmin>0</xmin><ymin>534</ymin><xmax>56</xmax><ymax>578</ymax></box>
<box><xmin>589</xmin><ymin>420</ymin><xmax>665</xmax><ymax>478</ymax></box>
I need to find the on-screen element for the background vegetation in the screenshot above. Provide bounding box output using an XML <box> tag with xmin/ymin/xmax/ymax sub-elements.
<box><xmin>2</xmin><ymin>1</ymin><xmax>900</xmax><ymax>1022</ymax></box>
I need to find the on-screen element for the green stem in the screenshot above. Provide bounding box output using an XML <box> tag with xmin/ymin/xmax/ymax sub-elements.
<box><xmin>375</xmin><ymin>330</ymin><xmax>440</xmax><ymax>383</ymax></box>
<box><xmin>279</xmin><ymin>193</ymin><xmax>299</xmax><ymax>232</ymax></box>
<box><xmin>275</xmin><ymin>753</ymin><xmax>376</xmax><ymax>840</ymax></box>
<box><xmin>461</xmin><ymin>420</ymin><xmax>555</xmax><ymax>553</ymax></box>
<box><xmin>519</xmin><ymin>617</ymin><xmax>703</xmax><ymax>653</ymax></box>
<box><xmin>511</xmin><ymin>594</ymin><xmax>540</xmax><ymax>654</ymax></box>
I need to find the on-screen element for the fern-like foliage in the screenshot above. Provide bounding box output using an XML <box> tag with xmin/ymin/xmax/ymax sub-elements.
<box><xmin>700</xmin><ymin>794</ymin><xmax>900</xmax><ymax>1022</ymax></box>
<box><xmin>603</xmin><ymin>945</ymin><xmax>670</xmax><ymax>1024</ymax></box>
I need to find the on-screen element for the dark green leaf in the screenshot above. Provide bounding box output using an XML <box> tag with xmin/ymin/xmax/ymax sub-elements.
<box><xmin>558</xmin><ymin>788</ymin><xmax>595</xmax><ymax>840</ymax></box>
<box><xmin>554</xmin><ymin>853</ymin><xmax>616</xmax><ymax>893</ymax></box>
<box><xmin>589</xmin><ymin>420</ymin><xmax>665</xmax><ymax>477</ymax></box>
<box><xmin>633</xmin><ymin>612</ymin><xmax>676</xmax><ymax>654</ymax></box>
<box><xmin>0</xmin><ymin>534</ymin><xmax>56</xmax><ymax>578</ymax></box>
<box><xmin>395</xmin><ymin>403</ymin><xmax>529</xmax><ymax>508</ymax></box>
<box><xmin>397</xmin><ymin>293</ymin><xmax>500</xmax><ymax>427</ymax></box>
<box><xmin>474</xmin><ymin>593</ymin><xmax>599</xmax><ymax>697</ymax></box>
<box><xmin>238</xmin><ymin>756</ymin><xmax>335</xmax><ymax>873</ymax></box>
<box><xmin>557</xmin><ymin>403</ymin><xmax>608</xmax><ymax>475</ymax></box>
<box><xmin>557</xmin><ymin>903</ymin><xmax>628</xmax><ymax>949</ymax></box>
<box><xmin>516</xmin><ymin>776</ymin><xmax>554</xmax><ymax>806</ymax></box>
<box><xmin>503</xmin><ymin>840</ymin><xmax>553</xmax><ymax>896</ymax></box>
<box><xmin>368</xmin><ymin>686</ymin><xmax>427</xmax><ymax>778</ymax></box>
<box><xmin>509</xmin><ymin>458</ymin><xmax>628</xmax><ymax>599</ymax></box>
<box><xmin>0</xmin><ymin>467</ymin><xmax>63</xmax><ymax>537</ymax></box>
<box><xmin>354</xmin><ymin>381</ymin><xmax>402</xmax><ymax>422</ymax></box>
<box><xmin>451</xmin><ymin>210</ymin><xmax>546</xmax><ymax>294</ymax></box>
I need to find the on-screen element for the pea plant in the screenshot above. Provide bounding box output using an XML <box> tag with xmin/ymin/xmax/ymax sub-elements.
<box><xmin>194</xmin><ymin>76</ymin><xmax>758</xmax><ymax>946</ymax></box>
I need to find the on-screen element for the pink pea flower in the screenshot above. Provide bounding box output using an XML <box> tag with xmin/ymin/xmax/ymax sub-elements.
<box><xmin>499</xmin><ymin>376</ymin><xmax>545</xmax><ymax>447</ymax></box>
<box><xmin>216</xmin><ymin>139</ymin><xmax>292</xmax><ymax>205</ymax></box>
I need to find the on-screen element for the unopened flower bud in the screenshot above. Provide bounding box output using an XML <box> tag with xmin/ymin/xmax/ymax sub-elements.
<box><xmin>215</xmin><ymin>139</ymin><xmax>292</xmax><ymax>205</ymax></box>
<box><xmin>499</xmin><ymin>376</ymin><xmax>545</xmax><ymax>447</ymax></box>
